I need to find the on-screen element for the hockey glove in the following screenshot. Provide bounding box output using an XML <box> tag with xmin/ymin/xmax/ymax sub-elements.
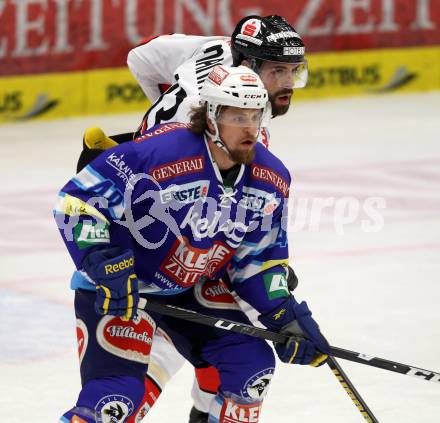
<box><xmin>258</xmin><ymin>297</ymin><xmax>330</xmax><ymax>366</ymax></box>
<box><xmin>82</xmin><ymin>247</ymin><xmax>139</xmax><ymax>321</ymax></box>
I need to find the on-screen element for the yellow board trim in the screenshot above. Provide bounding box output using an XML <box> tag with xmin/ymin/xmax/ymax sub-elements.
<box><xmin>1</xmin><ymin>45</ymin><xmax>438</xmax><ymax>124</ymax></box>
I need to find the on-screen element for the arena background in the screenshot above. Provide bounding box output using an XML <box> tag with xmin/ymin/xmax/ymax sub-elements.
<box><xmin>1</xmin><ymin>2</ymin><xmax>440</xmax><ymax>421</ymax></box>
<box><xmin>0</xmin><ymin>0</ymin><xmax>439</xmax><ymax>122</ymax></box>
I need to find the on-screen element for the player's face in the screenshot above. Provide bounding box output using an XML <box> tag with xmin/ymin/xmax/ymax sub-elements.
<box><xmin>258</xmin><ymin>61</ymin><xmax>305</xmax><ymax>117</ymax></box>
<box><xmin>217</xmin><ymin>107</ymin><xmax>263</xmax><ymax>164</ymax></box>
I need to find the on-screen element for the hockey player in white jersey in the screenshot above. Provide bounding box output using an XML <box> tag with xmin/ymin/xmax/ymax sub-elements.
<box><xmin>128</xmin><ymin>15</ymin><xmax>307</xmax><ymax>139</ymax></box>
<box><xmin>78</xmin><ymin>15</ymin><xmax>308</xmax><ymax>423</ymax></box>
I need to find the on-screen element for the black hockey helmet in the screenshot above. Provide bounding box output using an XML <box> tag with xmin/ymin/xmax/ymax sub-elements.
<box><xmin>231</xmin><ymin>15</ymin><xmax>305</xmax><ymax>66</ymax></box>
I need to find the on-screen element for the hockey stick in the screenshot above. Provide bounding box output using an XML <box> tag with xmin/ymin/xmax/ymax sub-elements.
<box><xmin>139</xmin><ymin>297</ymin><xmax>380</xmax><ymax>422</ymax></box>
<box><xmin>138</xmin><ymin>298</ymin><xmax>440</xmax><ymax>384</ymax></box>
<box><xmin>327</xmin><ymin>357</ymin><xmax>379</xmax><ymax>423</ymax></box>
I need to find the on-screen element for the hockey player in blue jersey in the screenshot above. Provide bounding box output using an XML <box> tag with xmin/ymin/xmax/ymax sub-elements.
<box><xmin>78</xmin><ymin>16</ymin><xmax>305</xmax><ymax>421</ymax></box>
<box><xmin>56</xmin><ymin>65</ymin><xmax>329</xmax><ymax>423</ymax></box>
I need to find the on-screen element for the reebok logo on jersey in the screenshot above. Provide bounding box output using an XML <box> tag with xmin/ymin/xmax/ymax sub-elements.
<box><xmin>251</xmin><ymin>164</ymin><xmax>289</xmax><ymax>197</ymax></box>
<box><xmin>263</xmin><ymin>272</ymin><xmax>289</xmax><ymax>300</ymax></box>
<box><xmin>104</xmin><ymin>257</ymin><xmax>134</xmax><ymax>274</ymax></box>
<box><xmin>150</xmin><ymin>156</ymin><xmax>204</xmax><ymax>182</ymax></box>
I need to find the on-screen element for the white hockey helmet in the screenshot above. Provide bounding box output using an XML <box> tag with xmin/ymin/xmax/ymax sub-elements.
<box><xmin>200</xmin><ymin>65</ymin><xmax>268</xmax><ymax>114</ymax></box>
<box><xmin>200</xmin><ymin>65</ymin><xmax>268</xmax><ymax>154</ymax></box>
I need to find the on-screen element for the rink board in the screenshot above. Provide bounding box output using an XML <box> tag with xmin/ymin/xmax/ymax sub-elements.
<box><xmin>0</xmin><ymin>45</ymin><xmax>439</xmax><ymax>123</ymax></box>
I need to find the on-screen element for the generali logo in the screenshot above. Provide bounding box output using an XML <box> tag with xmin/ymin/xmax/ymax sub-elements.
<box><xmin>251</xmin><ymin>164</ymin><xmax>289</xmax><ymax>197</ymax></box>
<box><xmin>150</xmin><ymin>156</ymin><xmax>204</xmax><ymax>182</ymax></box>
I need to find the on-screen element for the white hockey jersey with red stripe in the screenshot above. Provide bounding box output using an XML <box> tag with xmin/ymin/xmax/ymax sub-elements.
<box><xmin>127</xmin><ymin>34</ymin><xmax>270</xmax><ymax>147</ymax></box>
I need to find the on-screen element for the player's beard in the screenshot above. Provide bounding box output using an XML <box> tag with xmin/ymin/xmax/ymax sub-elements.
<box><xmin>269</xmin><ymin>89</ymin><xmax>293</xmax><ymax>117</ymax></box>
<box><xmin>229</xmin><ymin>145</ymin><xmax>256</xmax><ymax>165</ymax></box>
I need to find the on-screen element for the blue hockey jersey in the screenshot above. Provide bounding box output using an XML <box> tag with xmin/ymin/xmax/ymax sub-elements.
<box><xmin>55</xmin><ymin>123</ymin><xmax>292</xmax><ymax>314</ymax></box>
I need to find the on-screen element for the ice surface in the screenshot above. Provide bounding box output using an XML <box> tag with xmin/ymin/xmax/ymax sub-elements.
<box><xmin>1</xmin><ymin>92</ymin><xmax>439</xmax><ymax>421</ymax></box>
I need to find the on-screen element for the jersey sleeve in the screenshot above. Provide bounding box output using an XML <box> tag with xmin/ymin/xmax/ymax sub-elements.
<box><xmin>134</xmin><ymin>37</ymin><xmax>232</xmax><ymax>133</ymax></box>
<box><xmin>127</xmin><ymin>34</ymin><xmax>224</xmax><ymax>103</ymax></box>
<box><xmin>228</xmin><ymin>188</ymin><xmax>291</xmax><ymax>315</ymax></box>
<box><xmin>54</xmin><ymin>142</ymin><xmax>145</xmax><ymax>270</ymax></box>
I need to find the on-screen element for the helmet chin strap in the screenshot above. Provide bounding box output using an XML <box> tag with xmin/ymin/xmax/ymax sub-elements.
<box><xmin>205</xmin><ymin>118</ymin><xmax>232</xmax><ymax>157</ymax></box>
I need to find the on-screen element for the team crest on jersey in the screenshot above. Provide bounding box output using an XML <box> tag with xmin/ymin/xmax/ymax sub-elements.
<box><xmin>96</xmin><ymin>311</ymin><xmax>155</xmax><ymax>364</ymax></box>
<box><xmin>242</xmin><ymin>368</ymin><xmax>274</xmax><ymax>399</ymax></box>
<box><xmin>194</xmin><ymin>278</ymin><xmax>240</xmax><ymax>310</ymax></box>
<box><xmin>76</xmin><ymin>319</ymin><xmax>88</xmax><ymax>365</ymax></box>
<box><xmin>95</xmin><ymin>395</ymin><xmax>134</xmax><ymax>423</ymax></box>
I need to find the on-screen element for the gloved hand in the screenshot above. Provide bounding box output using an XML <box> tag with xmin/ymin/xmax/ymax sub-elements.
<box><xmin>258</xmin><ymin>297</ymin><xmax>330</xmax><ymax>366</ymax></box>
<box><xmin>82</xmin><ymin>247</ymin><xmax>139</xmax><ymax>321</ymax></box>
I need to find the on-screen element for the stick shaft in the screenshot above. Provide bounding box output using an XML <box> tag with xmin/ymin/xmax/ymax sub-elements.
<box><xmin>327</xmin><ymin>357</ymin><xmax>380</xmax><ymax>423</ymax></box>
<box><xmin>139</xmin><ymin>298</ymin><xmax>440</xmax><ymax>383</ymax></box>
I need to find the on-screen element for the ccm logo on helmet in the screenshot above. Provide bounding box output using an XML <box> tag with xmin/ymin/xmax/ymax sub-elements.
<box><xmin>244</xmin><ymin>94</ymin><xmax>265</xmax><ymax>99</ymax></box>
<box><xmin>105</xmin><ymin>257</ymin><xmax>134</xmax><ymax>274</ymax></box>
<box><xmin>283</xmin><ymin>46</ymin><xmax>305</xmax><ymax>56</ymax></box>
<box><xmin>240</xmin><ymin>75</ymin><xmax>257</xmax><ymax>83</ymax></box>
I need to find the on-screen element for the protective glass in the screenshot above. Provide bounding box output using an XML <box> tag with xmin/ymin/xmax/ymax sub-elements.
<box><xmin>216</xmin><ymin>107</ymin><xmax>265</xmax><ymax>128</ymax></box>
<box><xmin>257</xmin><ymin>59</ymin><xmax>308</xmax><ymax>89</ymax></box>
